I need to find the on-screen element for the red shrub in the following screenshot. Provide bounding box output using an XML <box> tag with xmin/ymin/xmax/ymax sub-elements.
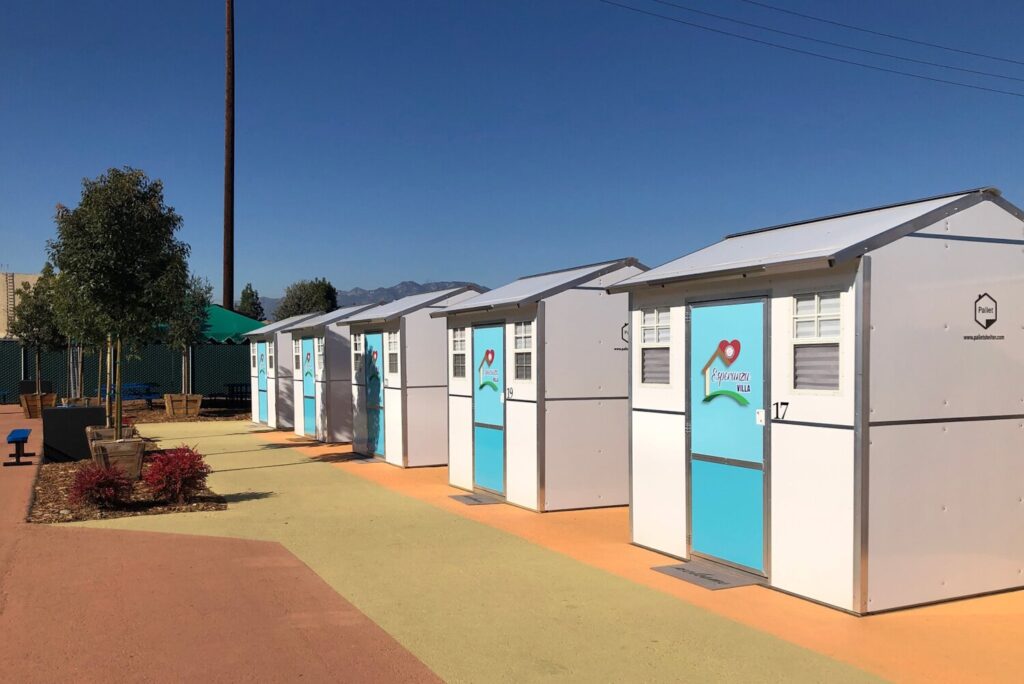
<box><xmin>143</xmin><ymin>445</ymin><xmax>212</xmax><ymax>504</ymax></box>
<box><xmin>70</xmin><ymin>463</ymin><xmax>133</xmax><ymax>508</ymax></box>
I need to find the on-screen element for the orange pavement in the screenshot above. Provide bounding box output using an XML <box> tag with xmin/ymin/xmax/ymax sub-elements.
<box><xmin>260</xmin><ymin>431</ymin><xmax>1023</xmax><ymax>684</ymax></box>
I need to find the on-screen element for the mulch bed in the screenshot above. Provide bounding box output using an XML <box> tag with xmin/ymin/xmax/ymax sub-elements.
<box><xmin>28</xmin><ymin>456</ymin><xmax>226</xmax><ymax>524</ymax></box>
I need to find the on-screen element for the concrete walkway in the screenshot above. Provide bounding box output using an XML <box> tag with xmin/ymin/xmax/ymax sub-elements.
<box><xmin>81</xmin><ymin>421</ymin><xmax>875</xmax><ymax>683</ymax></box>
<box><xmin>0</xmin><ymin>406</ymin><xmax>438</xmax><ymax>683</ymax></box>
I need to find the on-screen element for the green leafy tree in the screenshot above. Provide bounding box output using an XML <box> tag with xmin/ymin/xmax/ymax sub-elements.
<box><xmin>274</xmin><ymin>278</ymin><xmax>337</xmax><ymax>320</ymax></box>
<box><xmin>237</xmin><ymin>282</ymin><xmax>265</xmax><ymax>321</ymax></box>
<box><xmin>166</xmin><ymin>276</ymin><xmax>213</xmax><ymax>394</ymax></box>
<box><xmin>9</xmin><ymin>264</ymin><xmax>64</xmax><ymax>394</ymax></box>
<box><xmin>48</xmin><ymin>167</ymin><xmax>190</xmax><ymax>436</ymax></box>
<box><xmin>51</xmin><ymin>268</ymin><xmax>108</xmax><ymax>400</ymax></box>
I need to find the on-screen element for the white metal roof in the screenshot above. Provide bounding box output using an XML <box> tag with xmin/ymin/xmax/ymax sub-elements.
<box><xmin>437</xmin><ymin>258</ymin><xmax>643</xmax><ymax>316</ymax></box>
<box><xmin>282</xmin><ymin>304</ymin><xmax>378</xmax><ymax>333</ymax></box>
<box><xmin>243</xmin><ymin>312</ymin><xmax>321</xmax><ymax>338</ymax></box>
<box><xmin>344</xmin><ymin>287</ymin><xmax>479</xmax><ymax>324</ymax></box>
<box><xmin>611</xmin><ymin>188</ymin><xmax>1000</xmax><ymax>291</ymax></box>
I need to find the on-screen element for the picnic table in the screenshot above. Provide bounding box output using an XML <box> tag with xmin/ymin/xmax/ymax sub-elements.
<box><xmin>100</xmin><ymin>382</ymin><xmax>161</xmax><ymax>409</ymax></box>
<box><xmin>226</xmin><ymin>382</ymin><xmax>251</xmax><ymax>406</ymax></box>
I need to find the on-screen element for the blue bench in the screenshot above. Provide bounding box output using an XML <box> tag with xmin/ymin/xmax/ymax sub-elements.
<box><xmin>5</xmin><ymin>429</ymin><xmax>34</xmax><ymax>467</ymax></box>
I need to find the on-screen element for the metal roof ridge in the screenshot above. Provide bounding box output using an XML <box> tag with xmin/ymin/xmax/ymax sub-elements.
<box><xmin>515</xmin><ymin>256</ymin><xmax>643</xmax><ymax>281</ymax></box>
<box><xmin>724</xmin><ymin>187</ymin><xmax>996</xmax><ymax>240</ymax></box>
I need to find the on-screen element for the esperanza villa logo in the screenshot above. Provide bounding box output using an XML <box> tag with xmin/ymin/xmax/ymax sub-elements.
<box><xmin>700</xmin><ymin>339</ymin><xmax>752</xmax><ymax>406</ymax></box>
<box><xmin>478</xmin><ymin>349</ymin><xmax>499</xmax><ymax>391</ymax></box>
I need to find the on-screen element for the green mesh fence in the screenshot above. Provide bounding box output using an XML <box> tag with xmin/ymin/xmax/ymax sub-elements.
<box><xmin>0</xmin><ymin>340</ymin><xmax>248</xmax><ymax>405</ymax></box>
<box><xmin>0</xmin><ymin>341</ymin><xmax>22</xmax><ymax>404</ymax></box>
<box><xmin>193</xmin><ymin>344</ymin><xmax>250</xmax><ymax>396</ymax></box>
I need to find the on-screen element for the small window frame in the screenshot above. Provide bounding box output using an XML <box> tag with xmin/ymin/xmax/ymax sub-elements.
<box><xmin>451</xmin><ymin>327</ymin><xmax>467</xmax><ymax>379</ymax></box>
<box><xmin>513</xmin><ymin>321</ymin><xmax>533</xmax><ymax>382</ymax></box>
<box><xmin>792</xmin><ymin>291</ymin><xmax>842</xmax><ymax>393</ymax></box>
<box><xmin>639</xmin><ymin>307</ymin><xmax>671</xmax><ymax>385</ymax></box>
<box><xmin>387</xmin><ymin>332</ymin><xmax>399</xmax><ymax>375</ymax></box>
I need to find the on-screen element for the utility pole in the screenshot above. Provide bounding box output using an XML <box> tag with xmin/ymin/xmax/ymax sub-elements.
<box><xmin>222</xmin><ymin>0</ymin><xmax>235</xmax><ymax>310</ymax></box>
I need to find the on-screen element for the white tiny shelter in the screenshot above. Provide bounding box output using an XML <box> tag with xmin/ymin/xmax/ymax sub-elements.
<box><xmin>283</xmin><ymin>304</ymin><xmax>377</xmax><ymax>443</ymax></box>
<box><xmin>611</xmin><ymin>188</ymin><xmax>1024</xmax><ymax>614</ymax></box>
<box><xmin>245</xmin><ymin>313</ymin><xmax>320</xmax><ymax>429</ymax></box>
<box><xmin>436</xmin><ymin>258</ymin><xmax>646</xmax><ymax>511</ymax></box>
<box><xmin>347</xmin><ymin>287</ymin><xmax>481</xmax><ymax>467</ymax></box>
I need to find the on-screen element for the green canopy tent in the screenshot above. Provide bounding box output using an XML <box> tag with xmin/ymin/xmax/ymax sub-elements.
<box><xmin>200</xmin><ymin>304</ymin><xmax>263</xmax><ymax>343</ymax></box>
<box><xmin>173</xmin><ymin>305</ymin><xmax>262</xmax><ymax>402</ymax></box>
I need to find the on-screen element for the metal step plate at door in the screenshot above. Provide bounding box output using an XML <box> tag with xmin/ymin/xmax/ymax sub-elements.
<box><xmin>301</xmin><ymin>337</ymin><xmax>316</xmax><ymax>437</ymax></box>
<box><xmin>688</xmin><ymin>299</ymin><xmax>768</xmax><ymax>574</ymax></box>
<box><xmin>364</xmin><ymin>332</ymin><xmax>385</xmax><ymax>457</ymax></box>
<box><xmin>473</xmin><ymin>325</ymin><xmax>505</xmax><ymax>495</ymax></box>
<box><xmin>257</xmin><ymin>341</ymin><xmax>268</xmax><ymax>423</ymax></box>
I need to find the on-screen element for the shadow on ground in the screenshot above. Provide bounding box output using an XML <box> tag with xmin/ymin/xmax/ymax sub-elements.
<box><xmin>221</xmin><ymin>491</ymin><xmax>275</xmax><ymax>503</ymax></box>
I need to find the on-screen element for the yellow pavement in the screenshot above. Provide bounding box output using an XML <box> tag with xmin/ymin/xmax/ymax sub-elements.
<box><xmin>80</xmin><ymin>421</ymin><xmax>876</xmax><ymax>683</ymax></box>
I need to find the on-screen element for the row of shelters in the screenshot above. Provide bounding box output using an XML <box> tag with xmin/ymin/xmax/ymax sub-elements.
<box><xmin>246</xmin><ymin>187</ymin><xmax>1023</xmax><ymax>615</ymax></box>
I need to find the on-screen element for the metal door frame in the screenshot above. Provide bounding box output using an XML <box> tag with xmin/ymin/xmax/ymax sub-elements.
<box><xmin>301</xmin><ymin>337</ymin><xmax>316</xmax><ymax>437</ymax></box>
<box><xmin>364</xmin><ymin>330</ymin><xmax>386</xmax><ymax>458</ymax></box>
<box><xmin>256</xmin><ymin>340</ymin><xmax>269</xmax><ymax>423</ymax></box>
<box><xmin>685</xmin><ymin>294</ymin><xmax>772</xmax><ymax>578</ymax></box>
<box><xmin>471</xmin><ymin>321</ymin><xmax>508</xmax><ymax>497</ymax></box>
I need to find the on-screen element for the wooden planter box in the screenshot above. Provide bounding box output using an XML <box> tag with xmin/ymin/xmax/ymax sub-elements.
<box><xmin>86</xmin><ymin>425</ymin><xmax>139</xmax><ymax>452</ymax></box>
<box><xmin>164</xmin><ymin>393</ymin><xmax>203</xmax><ymax>417</ymax></box>
<box><xmin>91</xmin><ymin>438</ymin><xmax>146</xmax><ymax>480</ymax></box>
<box><xmin>20</xmin><ymin>393</ymin><xmax>57</xmax><ymax>419</ymax></box>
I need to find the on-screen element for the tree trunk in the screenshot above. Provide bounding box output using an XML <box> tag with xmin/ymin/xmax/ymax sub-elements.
<box><xmin>222</xmin><ymin>0</ymin><xmax>235</xmax><ymax>310</ymax></box>
<box><xmin>115</xmin><ymin>337</ymin><xmax>123</xmax><ymax>440</ymax></box>
<box><xmin>77</xmin><ymin>346</ymin><xmax>84</xmax><ymax>399</ymax></box>
<box><xmin>34</xmin><ymin>347</ymin><xmax>41</xmax><ymax>395</ymax></box>
<box><xmin>105</xmin><ymin>337</ymin><xmax>113</xmax><ymax>428</ymax></box>
<box><xmin>181</xmin><ymin>350</ymin><xmax>191</xmax><ymax>394</ymax></box>
<box><xmin>96</xmin><ymin>345</ymin><xmax>104</xmax><ymax>402</ymax></box>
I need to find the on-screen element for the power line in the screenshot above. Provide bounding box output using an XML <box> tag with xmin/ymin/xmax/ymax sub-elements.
<box><xmin>597</xmin><ymin>0</ymin><xmax>1024</xmax><ymax>99</ymax></box>
<box><xmin>736</xmin><ymin>0</ymin><xmax>1024</xmax><ymax>68</ymax></box>
<box><xmin>647</xmin><ymin>0</ymin><xmax>1024</xmax><ymax>84</ymax></box>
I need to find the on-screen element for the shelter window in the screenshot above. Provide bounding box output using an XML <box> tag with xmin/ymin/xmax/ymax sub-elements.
<box><xmin>315</xmin><ymin>337</ymin><xmax>325</xmax><ymax>376</ymax></box>
<box><xmin>353</xmin><ymin>334</ymin><xmax>363</xmax><ymax>378</ymax></box>
<box><xmin>640</xmin><ymin>308</ymin><xmax>670</xmax><ymax>384</ymax></box>
<box><xmin>251</xmin><ymin>344</ymin><xmax>256</xmax><ymax>368</ymax></box>
<box><xmin>451</xmin><ymin>327</ymin><xmax>466</xmax><ymax>378</ymax></box>
<box><xmin>514</xmin><ymin>322</ymin><xmax>533</xmax><ymax>381</ymax></box>
<box><xmin>388</xmin><ymin>333</ymin><xmax>399</xmax><ymax>374</ymax></box>
<box><xmin>793</xmin><ymin>292</ymin><xmax>841</xmax><ymax>391</ymax></box>
<box><xmin>293</xmin><ymin>339</ymin><xmax>301</xmax><ymax>371</ymax></box>
<box><xmin>268</xmin><ymin>345</ymin><xmax>275</xmax><ymax>370</ymax></box>
<box><xmin>515</xmin><ymin>353</ymin><xmax>532</xmax><ymax>381</ymax></box>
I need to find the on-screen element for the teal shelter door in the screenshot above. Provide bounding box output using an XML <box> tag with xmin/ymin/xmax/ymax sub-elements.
<box><xmin>688</xmin><ymin>299</ymin><xmax>768</xmax><ymax>574</ymax></box>
<box><xmin>364</xmin><ymin>332</ymin><xmax>385</xmax><ymax>456</ymax></box>
<box><xmin>301</xmin><ymin>338</ymin><xmax>316</xmax><ymax>437</ymax></box>
<box><xmin>256</xmin><ymin>342</ymin><xmax>268</xmax><ymax>423</ymax></box>
<box><xmin>472</xmin><ymin>325</ymin><xmax>505</xmax><ymax>494</ymax></box>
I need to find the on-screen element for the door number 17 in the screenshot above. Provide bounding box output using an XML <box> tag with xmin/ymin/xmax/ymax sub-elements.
<box><xmin>771</xmin><ymin>402</ymin><xmax>790</xmax><ymax>420</ymax></box>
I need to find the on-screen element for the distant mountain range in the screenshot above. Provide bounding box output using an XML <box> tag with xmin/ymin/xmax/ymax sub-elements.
<box><xmin>259</xmin><ymin>280</ymin><xmax>481</xmax><ymax>320</ymax></box>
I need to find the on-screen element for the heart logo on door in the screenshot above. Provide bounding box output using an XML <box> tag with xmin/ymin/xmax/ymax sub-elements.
<box><xmin>718</xmin><ymin>339</ymin><xmax>741</xmax><ymax>365</ymax></box>
<box><xmin>484</xmin><ymin>349</ymin><xmax>495</xmax><ymax>366</ymax></box>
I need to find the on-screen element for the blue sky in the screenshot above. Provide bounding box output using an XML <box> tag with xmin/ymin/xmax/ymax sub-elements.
<box><xmin>2</xmin><ymin>1</ymin><xmax>1023</xmax><ymax>297</ymax></box>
